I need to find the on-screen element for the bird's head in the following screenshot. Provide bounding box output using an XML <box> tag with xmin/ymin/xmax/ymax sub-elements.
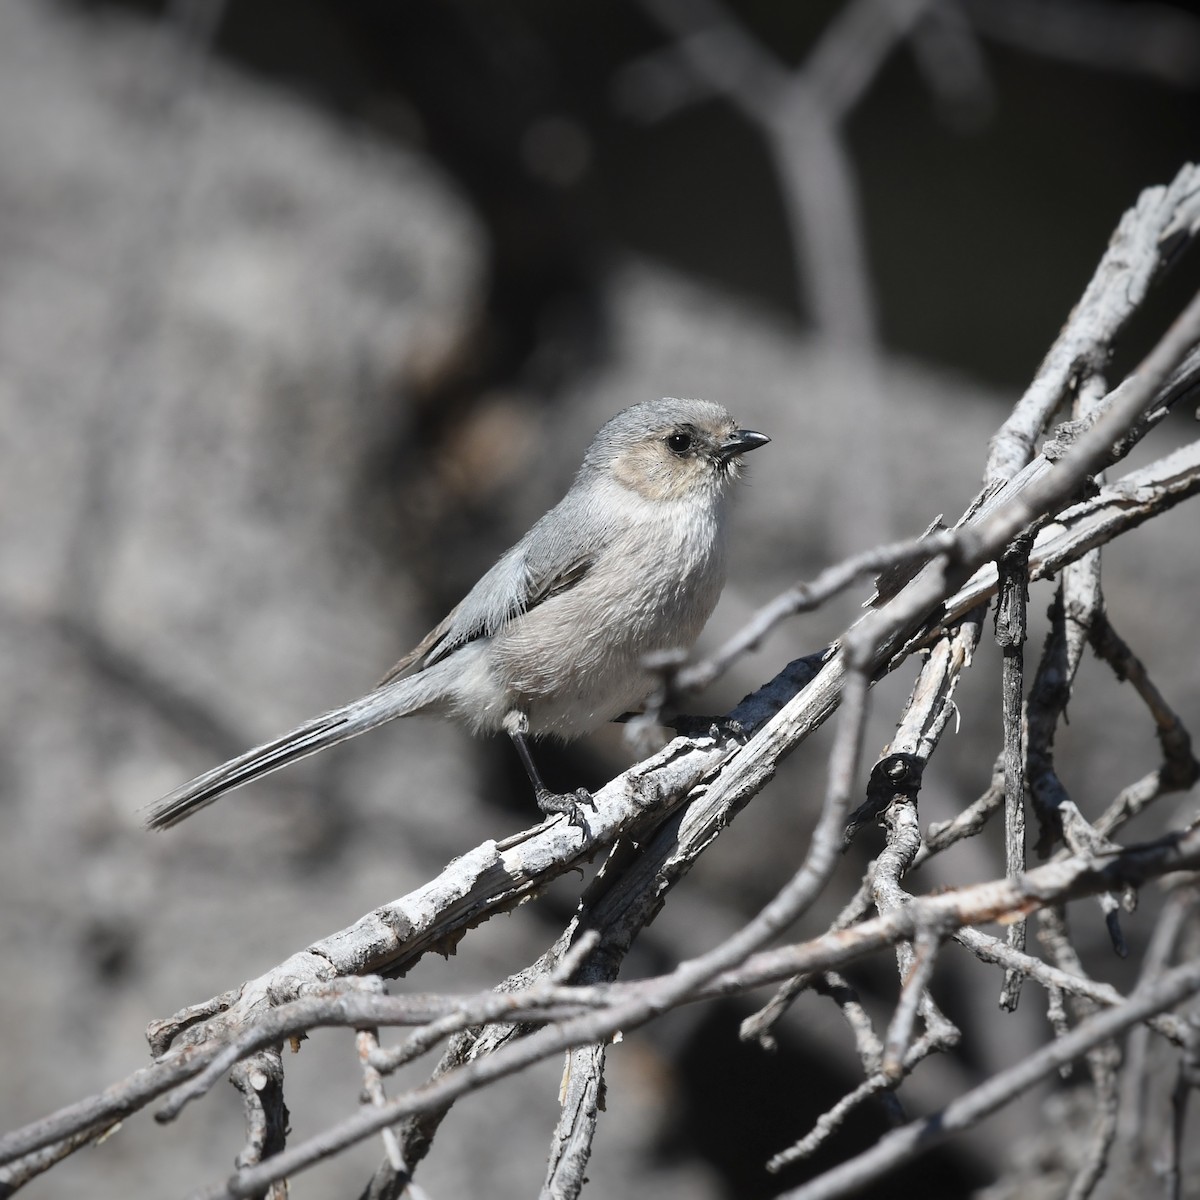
<box><xmin>585</xmin><ymin>397</ymin><xmax>770</xmax><ymax>504</ymax></box>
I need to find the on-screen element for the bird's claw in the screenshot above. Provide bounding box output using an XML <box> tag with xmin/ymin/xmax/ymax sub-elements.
<box><xmin>665</xmin><ymin>714</ymin><xmax>749</xmax><ymax>743</ymax></box>
<box><xmin>536</xmin><ymin>786</ymin><xmax>596</xmax><ymax>833</ymax></box>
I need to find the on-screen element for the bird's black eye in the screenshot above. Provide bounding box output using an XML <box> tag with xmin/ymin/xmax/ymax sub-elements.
<box><xmin>666</xmin><ymin>432</ymin><xmax>692</xmax><ymax>455</ymax></box>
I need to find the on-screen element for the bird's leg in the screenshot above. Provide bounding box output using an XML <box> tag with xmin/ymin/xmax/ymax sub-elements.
<box><xmin>506</xmin><ymin>716</ymin><xmax>595</xmax><ymax>832</ymax></box>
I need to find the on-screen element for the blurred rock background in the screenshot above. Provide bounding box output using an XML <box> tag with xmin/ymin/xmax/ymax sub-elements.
<box><xmin>1</xmin><ymin>1</ymin><xmax>1199</xmax><ymax>1196</ymax></box>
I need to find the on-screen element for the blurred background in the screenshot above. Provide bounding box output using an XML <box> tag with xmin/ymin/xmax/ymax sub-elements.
<box><xmin>2</xmin><ymin>0</ymin><xmax>1200</xmax><ymax>1196</ymax></box>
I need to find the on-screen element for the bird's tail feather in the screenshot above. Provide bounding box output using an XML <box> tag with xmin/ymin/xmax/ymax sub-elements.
<box><xmin>144</xmin><ymin>669</ymin><xmax>450</xmax><ymax>829</ymax></box>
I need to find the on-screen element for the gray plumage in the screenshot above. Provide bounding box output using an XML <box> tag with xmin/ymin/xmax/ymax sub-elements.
<box><xmin>145</xmin><ymin>397</ymin><xmax>769</xmax><ymax>830</ymax></box>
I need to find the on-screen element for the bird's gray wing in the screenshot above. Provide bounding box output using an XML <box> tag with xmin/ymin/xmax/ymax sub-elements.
<box><xmin>378</xmin><ymin>515</ymin><xmax>602</xmax><ymax>686</ymax></box>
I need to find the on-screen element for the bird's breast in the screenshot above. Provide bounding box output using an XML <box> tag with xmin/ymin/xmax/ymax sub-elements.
<box><xmin>491</xmin><ymin>496</ymin><xmax>728</xmax><ymax>736</ymax></box>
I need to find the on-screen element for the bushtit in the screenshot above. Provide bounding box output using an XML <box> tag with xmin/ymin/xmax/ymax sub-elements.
<box><xmin>145</xmin><ymin>397</ymin><xmax>769</xmax><ymax>831</ymax></box>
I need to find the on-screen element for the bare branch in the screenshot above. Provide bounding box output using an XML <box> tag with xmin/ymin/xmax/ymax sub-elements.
<box><xmin>766</xmin><ymin>1028</ymin><xmax>947</xmax><ymax>1172</ymax></box>
<box><xmin>984</xmin><ymin>163</ymin><xmax>1200</xmax><ymax>484</ymax></box>
<box><xmin>996</xmin><ymin>532</ymin><xmax>1033</xmax><ymax>1011</ymax></box>
<box><xmin>777</xmin><ymin>956</ymin><xmax>1200</xmax><ymax>1200</ymax></box>
<box><xmin>540</xmin><ymin>1044</ymin><xmax>606</xmax><ymax>1200</ymax></box>
<box><xmin>228</xmin><ymin>1049</ymin><xmax>288</xmax><ymax>1199</ymax></box>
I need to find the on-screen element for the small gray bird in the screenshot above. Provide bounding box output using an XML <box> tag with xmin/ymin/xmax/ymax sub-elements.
<box><xmin>145</xmin><ymin>397</ymin><xmax>769</xmax><ymax>831</ymax></box>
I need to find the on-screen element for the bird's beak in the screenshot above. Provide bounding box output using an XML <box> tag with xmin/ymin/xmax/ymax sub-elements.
<box><xmin>717</xmin><ymin>429</ymin><xmax>771</xmax><ymax>461</ymax></box>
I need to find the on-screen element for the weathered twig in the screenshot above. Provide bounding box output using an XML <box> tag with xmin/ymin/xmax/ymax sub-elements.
<box><xmin>7</xmin><ymin>813</ymin><xmax>1200</xmax><ymax>1191</ymax></box>
<box><xmin>996</xmin><ymin>532</ymin><xmax>1033</xmax><ymax>1011</ymax></box>
<box><xmin>1089</xmin><ymin>617</ymin><xmax>1200</xmax><ymax>839</ymax></box>
<box><xmin>984</xmin><ymin>163</ymin><xmax>1200</xmax><ymax>484</ymax></box>
<box><xmin>778</xmin><ymin>955</ymin><xmax>1200</xmax><ymax>1200</ymax></box>
<box><xmin>228</xmin><ymin>1048</ymin><xmax>288</xmax><ymax>1200</ymax></box>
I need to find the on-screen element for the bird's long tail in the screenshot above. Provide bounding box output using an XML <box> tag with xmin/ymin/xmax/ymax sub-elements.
<box><xmin>143</xmin><ymin>665</ymin><xmax>455</xmax><ymax>829</ymax></box>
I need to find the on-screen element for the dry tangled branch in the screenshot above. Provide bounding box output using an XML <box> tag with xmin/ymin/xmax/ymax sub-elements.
<box><xmin>2</xmin><ymin>156</ymin><xmax>1200</xmax><ymax>1198</ymax></box>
